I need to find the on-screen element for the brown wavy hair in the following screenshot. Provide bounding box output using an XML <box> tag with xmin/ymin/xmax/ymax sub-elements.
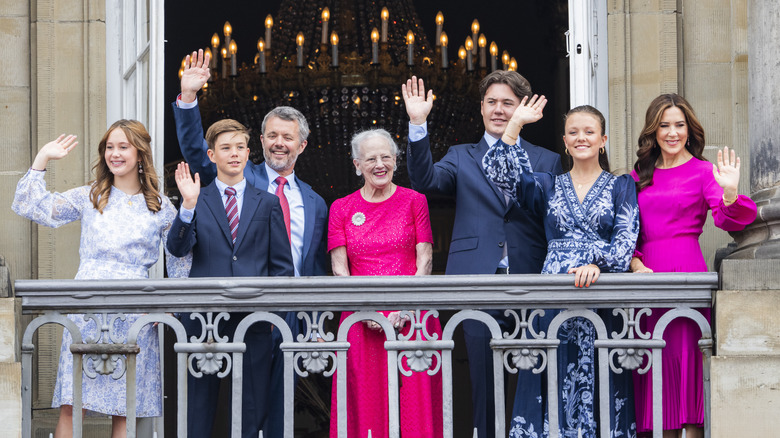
<box><xmin>633</xmin><ymin>94</ymin><xmax>706</xmax><ymax>191</ymax></box>
<box><xmin>90</xmin><ymin>119</ymin><xmax>162</xmax><ymax>213</ymax></box>
<box><xmin>564</xmin><ymin>105</ymin><xmax>611</xmax><ymax>172</ymax></box>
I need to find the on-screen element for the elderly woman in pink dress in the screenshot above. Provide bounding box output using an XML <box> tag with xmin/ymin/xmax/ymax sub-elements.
<box><xmin>328</xmin><ymin>129</ymin><xmax>442</xmax><ymax>438</ymax></box>
<box><xmin>629</xmin><ymin>94</ymin><xmax>757</xmax><ymax>438</ymax></box>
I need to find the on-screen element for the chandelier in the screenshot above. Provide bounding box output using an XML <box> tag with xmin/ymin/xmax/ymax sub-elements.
<box><xmin>184</xmin><ymin>0</ymin><xmax>522</xmax><ymax>205</ymax></box>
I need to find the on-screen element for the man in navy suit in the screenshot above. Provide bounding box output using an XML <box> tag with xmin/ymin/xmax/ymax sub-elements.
<box><xmin>167</xmin><ymin>118</ymin><xmax>294</xmax><ymax>438</ymax></box>
<box><xmin>402</xmin><ymin>71</ymin><xmax>563</xmax><ymax>438</ymax></box>
<box><xmin>174</xmin><ymin>49</ymin><xmax>328</xmax><ymax>278</ymax></box>
<box><xmin>173</xmin><ymin>50</ymin><xmax>328</xmax><ymax>437</ymax></box>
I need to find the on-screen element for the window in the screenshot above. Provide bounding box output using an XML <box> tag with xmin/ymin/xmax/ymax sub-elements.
<box><xmin>568</xmin><ymin>0</ymin><xmax>609</xmax><ymax>143</ymax></box>
<box><xmin>106</xmin><ymin>0</ymin><xmax>165</xmax><ymax>280</ymax></box>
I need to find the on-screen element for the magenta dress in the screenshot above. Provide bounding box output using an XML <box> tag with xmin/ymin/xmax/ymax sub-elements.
<box><xmin>631</xmin><ymin>157</ymin><xmax>756</xmax><ymax>432</ymax></box>
<box><xmin>327</xmin><ymin>186</ymin><xmax>443</xmax><ymax>438</ymax></box>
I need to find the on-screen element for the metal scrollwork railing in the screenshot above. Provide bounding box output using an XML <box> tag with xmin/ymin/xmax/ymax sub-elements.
<box><xmin>17</xmin><ymin>273</ymin><xmax>717</xmax><ymax>438</ymax></box>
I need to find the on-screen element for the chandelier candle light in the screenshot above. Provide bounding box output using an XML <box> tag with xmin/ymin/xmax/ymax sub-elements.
<box><xmin>321</xmin><ymin>7</ymin><xmax>330</xmax><ymax>45</ymax></box>
<box><xmin>210</xmin><ymin>33</ymin><xmax>219</xmax><ymax>69</ymax></box>
<box><xmin>471</xmin><ymin>20</ymin><xmax>479</xmax><ymax>55</ymax></box>
<box><xmin>257</xmin><ymin>38</ymin><xmax>266</xmax><ymax>73</ymax></box>
<box><xmin>440</xmin><ymin>31</ymin><xmax>448</xmax><ymax>69</ymax></box>
<box><xmin>296</xmin><ymin>32</ymin><xmax>304</xmax><ymax>67</ymax></box>
<box><xmin>265</xmin><ymin>15</ymin><xmax>273</xmax><ymax>50</ymax></box>
<box><xmin>490</xmin><ymin>42</ymin><xmax>498</xmax><ymax>72</ymax></box>
<box><xmin>465</xmin><ymin>36</ymin><xmax>474</xmax><ymax>72</ymax></box>
<box><xmin>331</xmin><ymin>31</ymin><xmax>339</xmax><ymax>67</ymax></box>
<box><xmin>371</xmin><ymin>28</ymin><xmax>379</xmax><ymax>64</ymax></box>
<box><xmin>435</xmin><ymin>11</ymin><xmax>444</xmax><ymax>45</ymax></box>
<box><xmin>229</xmin><ymin>40</ymin><xmax>237</xmax><ymax>76</ymax></box>
<box><xmin>478</xmin><ymin>34</ymin><xmax>487</xmax><ymax>69</ymax></box>
<box><xmin>407</xmin><ymin>30</ymin><xmax>415</xmax><ymax>66</ymax></box>
<box><xmin>381</xmin><ymin>7</ymin><xmax>389</xmax><ymax>43</ymax></box>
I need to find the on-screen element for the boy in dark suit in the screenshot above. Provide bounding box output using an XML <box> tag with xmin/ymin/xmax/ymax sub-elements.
<box><xmin>167</xmin><ymin>119</ymin><xmax>293</xmax><ymax>438</ymax></box>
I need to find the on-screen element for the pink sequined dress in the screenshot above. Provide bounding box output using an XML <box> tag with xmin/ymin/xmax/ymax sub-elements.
<box><xmin>631</xmin><ymin>157</ymin><xmax>756</xmax><ymax>432</ymax></box>
<box><xmin>327</xmin><ymin>186</ymin><xmax>443</xmax><ymax>438</ymax></box>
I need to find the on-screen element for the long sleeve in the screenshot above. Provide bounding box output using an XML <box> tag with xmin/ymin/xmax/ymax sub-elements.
<box><xmin>160</xmin><ymin>199</ymin><xmax>192</xmax><ymax>278</ymax></box>
<box><xmin>482</xmin><ymin>137</ymin><xmax>533</xmax><ymax>199</ymax></box>
<box><xmin>12</xmin><ymin>169</ymin><xmax>88</xmax><ymax>227</ymax></box>
<box><xmin>590</xmin><ymin>175</ymin><xmax>639</xmax><ymax>272</ymax></box>
<box><xmin>406</xmin><ymin>135</ymin><xmax>459</xmax><ymax>195</ymax></box>
<box><xmin>166</xmin><ymin>211</ymin><xmax>197</xmax><ymax>258</ymax></box>
<box><xmin>484</xmin><ymin>138</ymin><xmax>549</xmax><ymax>217</ymax></box>
<box><xmin>702</xmin><ymin>171</ymin><xmax>757</xmax><ymax>231</ymax></box>
<box><xmin>171</xmin><ymin>101</ymin><xmax>218</xmax><ymax>185</ymax></box>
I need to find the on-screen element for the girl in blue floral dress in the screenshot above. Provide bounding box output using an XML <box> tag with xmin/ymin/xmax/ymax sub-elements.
<box><xmin>484</xmin><ymin>100</ymin><xmax>639</xmax><ymax>438</ymax></box>
<box><xmin>12</xmin><ymin>120</ymin><xmax>191</xmax><ymax>438</ymax></box>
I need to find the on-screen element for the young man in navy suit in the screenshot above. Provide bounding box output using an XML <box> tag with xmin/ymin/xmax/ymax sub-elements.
<box><xmin>402</xmin><ymin>71</ymin><xmax>563</xmax><ymax>438</ymax></box>
<box><xmin>167</xmin><ymin>119</ymin><xmax>294</xmax><ymax>438</ymax></box>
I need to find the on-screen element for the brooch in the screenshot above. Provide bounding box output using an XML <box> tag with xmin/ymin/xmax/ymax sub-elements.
<box><xmin>351</xmin><ymin>212</ymin><xmax>366</xmax><ymax>226</ymax></box>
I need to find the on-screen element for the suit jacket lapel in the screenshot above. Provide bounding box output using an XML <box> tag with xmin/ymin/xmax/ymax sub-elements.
<box><xmin>201</xmin><ymin>183</ymin><xmax>234</xmax><ymax>245</ymax></box>
<box><xmin>234</xmin><ymin>186</ymin><xmax>263</xmax><ymax>250</ymax></box>
<box><xmin>299</xmin><ymin>179</ymin><xmax>316</xmax><ymax>263</ymax></box>
<box><xmin>468</xmin><ymin>138</ymin><xmax>510</xmax><ymax>208</ymax></box>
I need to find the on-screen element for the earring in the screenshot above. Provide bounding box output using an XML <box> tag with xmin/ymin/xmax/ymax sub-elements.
<box><xmin>600</xmin><ymin>147</ymin><xmax>605</xmax><ymax>155</ymax></box>
<box><xmin>564</xmin><ymin>148</ymin><xmax>570</xmax><ymax>156</ymax></box>
<box><xmin>355</xmin><ymin>169</ymin><xmax>362</xmax><ymax>176</ymax></box>
<box><xmin>138</xmin><ymin>162</ymin><xmax>144</xmax><ymax>174</ymax></box>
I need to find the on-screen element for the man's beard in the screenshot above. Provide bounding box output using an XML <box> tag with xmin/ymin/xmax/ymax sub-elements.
<box><xmin>264</xmin><ymin>149</ymin><xmax>298</xmax><ymax>172</ymax></box>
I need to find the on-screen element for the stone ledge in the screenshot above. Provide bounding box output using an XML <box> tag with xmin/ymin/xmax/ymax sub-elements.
<box><xmin>720</xmin><ymin>259</ymin><xmax>780</xmax><ymax>290</ymax></box>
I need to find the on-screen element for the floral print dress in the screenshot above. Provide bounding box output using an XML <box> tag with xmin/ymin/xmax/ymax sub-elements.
<box><xmin>12</xmin><ymin>169</ymin><xmax>191</xmax><ymax>417</ymax></box>
<box><xmin>484</xmin><ymin>140</ymin><xmax>639</xmax><ymax>438</ymax></box>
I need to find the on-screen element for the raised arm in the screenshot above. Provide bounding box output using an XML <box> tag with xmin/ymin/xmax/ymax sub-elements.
<box><xmin>166</xmin><ymin>162</ymin><xmax>201</xmax><ymax>257</ymax></box>
<box><xmin>12</xmin><ymin>135</ymin><xmax>86</xmax><ymax>227</ymax></box>
<box><xmin>172</xmin><ymin>49</ymin><xmax>217</xmax><ymax>183</ymax></box>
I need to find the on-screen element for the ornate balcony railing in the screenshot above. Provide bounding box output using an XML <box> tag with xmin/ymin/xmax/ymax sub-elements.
<box><xmin>16</xmin><ymin>273</ymin><xmax>718</xmax><ymax>438</ymax></box>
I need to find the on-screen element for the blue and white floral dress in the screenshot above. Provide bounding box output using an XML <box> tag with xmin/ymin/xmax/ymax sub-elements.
<box><xmin>12</xmin><ymin>169</ymin><xmax>191</xmax><ymax>417</ymax></box>
<box><xmin>484</xmin><ymin>140</ymin><xmax>639</xmax><ymax>438</ymax></box>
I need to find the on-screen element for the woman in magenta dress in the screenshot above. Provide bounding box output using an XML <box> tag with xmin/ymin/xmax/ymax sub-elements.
<box><xmin>328</xmin><ymin>129</ymin><xmax>442</xmax><ymax>438</ymax></box>
<box><xmin>629</xmin><ymin>94</ymin><xmax>756</xmax><ymax>438</ymax></box>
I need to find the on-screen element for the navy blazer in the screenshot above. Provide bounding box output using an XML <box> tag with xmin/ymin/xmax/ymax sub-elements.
<box><xmin>167</xmin><ymin>181</ymin><xmax>294</xmax><ymax>277</ymax></box>
<box><xmin>172</xmin><ymin>102</ymin><xmax>328</xmax><ymax>276</ymax></box>
<box><xmin>407</xmin><ymin>134</ymin><xmax>563</xmax><ymax>275</ymax></box>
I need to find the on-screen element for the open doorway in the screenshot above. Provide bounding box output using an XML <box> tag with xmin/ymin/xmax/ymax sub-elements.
<box><xmin>163</xmin><ymin>0</ymin><xmax>571</xmax><ymax>274</ymax></box>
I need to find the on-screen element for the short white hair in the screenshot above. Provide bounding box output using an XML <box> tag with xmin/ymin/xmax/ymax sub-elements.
<box><xmin>350</xmin><ymin>129</ymin><xmax>399</xmax><ymax>160</ymax></box>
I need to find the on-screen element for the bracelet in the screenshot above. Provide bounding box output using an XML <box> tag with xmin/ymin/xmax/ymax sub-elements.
<box><xmin>723</xmin><ymin>194</ymin><xmax>738</xmax><ymax>204</ymax></box>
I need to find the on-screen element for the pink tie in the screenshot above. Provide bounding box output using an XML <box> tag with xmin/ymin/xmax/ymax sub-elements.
<box><xmin>275</xmin><ymin>177</ymin><xmax>291</xmax><ymax>242</ymax></box>
<box><xmin>225</xmin><ymin>187</ymin><xmax>239</xmax><ymax>244</ymax></box>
